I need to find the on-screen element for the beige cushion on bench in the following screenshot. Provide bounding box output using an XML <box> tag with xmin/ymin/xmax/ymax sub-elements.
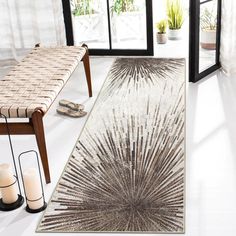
<box><xmin>0</xmin><ymin>46</ymin><xmax>86</xmax><ymax>118</ymax></box>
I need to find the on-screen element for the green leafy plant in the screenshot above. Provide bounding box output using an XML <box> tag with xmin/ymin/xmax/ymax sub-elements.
<box><xmin>200</xmin><ymin>8</ymin><xmax>217</xmax><ymax>31</ymax></box>
<box><xmin>166</xmin><ymin>0</ymin><xmax>184</xmax><ymax>30</ymax></box>
<box><xmin>156</xmin><ymin>20</ymin><xmax>167</xmax><ymax>34</ymax></box>
<box><xmin>72</xmin><ymin>0</ymin><xmax>94</xmax><ymax>16</ymax></box>
<box><xmin>111</xmin><ymin>0</ymin><xmax>138</xmax><ymax>15</ymax></box>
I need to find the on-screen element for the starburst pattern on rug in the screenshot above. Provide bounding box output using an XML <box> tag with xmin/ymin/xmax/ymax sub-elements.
<box><xmin>38</xmin><ymin>58</ymin><xmax>185</xmax><ymax>233</ymax></box>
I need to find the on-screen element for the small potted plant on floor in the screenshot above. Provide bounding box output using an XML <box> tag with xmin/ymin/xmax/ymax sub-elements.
<box><xmin>166</xmin><ymin>0</ymin><xmax>184</xmax><ymax>40</ymax></box>
<box><xmin>156</xmin><ymin>19</ymin><xmax>168</xmax><ymax>44</ymax></box>
<box><xmin>200</xmin><ymin>8</ymin><xmax>217</xmax><ymax>50</ymax></box>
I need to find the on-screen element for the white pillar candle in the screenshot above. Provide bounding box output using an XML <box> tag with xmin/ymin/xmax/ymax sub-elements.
<box><xmin>0</xmin><ymin>163</ymin><xmax>18</xmax><ymax>204</ymax></box>
<box><xmin>23</xmin><ymin>168</ymin><xmax>44</xmax><ymax>210</ymax></box>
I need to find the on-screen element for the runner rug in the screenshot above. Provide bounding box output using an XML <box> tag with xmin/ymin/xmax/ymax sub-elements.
<box><xmin>37</xmin><ymin>58</ymin><xmax>185</xmax><ymax>233</ymax></box>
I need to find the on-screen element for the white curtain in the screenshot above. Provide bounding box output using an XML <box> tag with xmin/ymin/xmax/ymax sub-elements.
<box><xmin>220</xmin><ymin>0</ymin><xmax>236</xmax><ymax>75</ymax></box>
<box><xmin>0</xmin><ymin>0</ymin><xmax>66</xmax><ymax>62</ymax></box>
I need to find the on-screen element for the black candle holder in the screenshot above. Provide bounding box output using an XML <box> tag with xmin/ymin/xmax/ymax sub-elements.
<box><xmin>18</xmin><ymin>150</ymin><xmax>47</xmax><ymax>213</ymax></box>
<box><xmin>0</xmin><ymin>113</ymin><xmax>24</xmax><ymax>211</ymax></box>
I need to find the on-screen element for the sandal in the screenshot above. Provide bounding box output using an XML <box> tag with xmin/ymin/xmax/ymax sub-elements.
<box><xmin>59</xmin><ymin>99</ymin><xmax>84</xmax><ymax>111</ymax></box>
<box><xmin>56</xmin><ymin>107</ymin><xmax>87</xmax><ymax>118</ymax></box>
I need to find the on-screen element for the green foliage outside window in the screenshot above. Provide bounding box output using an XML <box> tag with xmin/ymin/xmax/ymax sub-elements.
<box><xmin>111</xmin><ymin>0</ymin><xmax>138</xmax><ymax>15</ymax></box>
<box><xmin>72</xmin><ymin>0</ymin><xmax>94</xmax><ymax>16</ymax></box>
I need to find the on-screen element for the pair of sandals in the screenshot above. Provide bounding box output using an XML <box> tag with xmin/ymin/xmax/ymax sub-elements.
<box><xmin>57</xmin><ymin>100</ymin><xmax>87</xmax><ymax>118</ymax></box>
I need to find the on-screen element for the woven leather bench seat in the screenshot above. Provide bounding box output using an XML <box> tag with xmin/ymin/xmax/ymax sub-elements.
<box><xmin>0</xmin><ymin>46</ymin><xmax>86</xmax><ymax>118</ymax></box>
<box><xmin>0</xmin><ymin>44</ymin><xmax>92</xmax><ymax>184</ymax></box>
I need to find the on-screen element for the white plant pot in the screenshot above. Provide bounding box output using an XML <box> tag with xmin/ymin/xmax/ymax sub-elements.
<box><xmin>200</xmin><ymin>29</ymin><xmax>216</xmax><ymax>50</ymax></box>
<box><xmin>168</xmin><ymin>29</ymin><xmax>182</xmax><ymax>40</ymax></box>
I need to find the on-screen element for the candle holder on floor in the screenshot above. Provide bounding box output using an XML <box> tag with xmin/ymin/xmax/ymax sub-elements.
<box><xmin>0</xmin><ymin>113</ymin><xmax>24</xmax><ymax>211</ymax></box>
<box><xmin>18</xmin><ymin>150</ymin><xmax>47</xmax><ymax>213</ymax></box>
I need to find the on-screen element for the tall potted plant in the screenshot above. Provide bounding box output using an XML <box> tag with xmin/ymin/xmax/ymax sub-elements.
<box><xmin>110</xmin><ymin>0</ymin><xmax>145</xmax><ymax>42</ymax></box>
<box><xmin>166</xmin><ymin>0</ymin><xmax>184</xmax><ymax>40</ymax></box>
<box><xmin>200</xmin><ymin>8</ymin><xmax>217</xmax><ymax>50</ymax></box>
<box><xmin>71</xmin><ymin>0</ymin><xmax>103</xmax><ymax>43</ymax></box>
<box><xmin>156</xmin><ymin>19</ymin><xmax>168</xmax><ymax>44</ymax></box>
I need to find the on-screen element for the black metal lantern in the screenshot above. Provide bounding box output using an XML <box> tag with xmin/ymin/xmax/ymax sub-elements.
<box><xmin>0</xmin><ymin>113</ymin><xmax>24</xmax><ymax>211</ymax></box>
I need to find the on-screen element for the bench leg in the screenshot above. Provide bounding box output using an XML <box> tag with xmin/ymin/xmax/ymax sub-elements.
<box><xmin>31</xmin><ymin>110</ymin><xmax>51</xmax><ymax>184</ymax></box>
<box><xmin>82</xmin><ymin>45</ymin><xmax>92</xmax><ymax>97</ymax></box>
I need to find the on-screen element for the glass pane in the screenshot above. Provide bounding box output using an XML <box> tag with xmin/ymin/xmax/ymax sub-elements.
<box><xmin>71</xmin><ymin>0</ymin><xmax>110</xmax><ymax>49</ymax></box>
<box><xmin>199</xmin><ymin>0</ymin><xmax>217</xmax><ymax>72</ymax></box>
<box><xmin>109</xmin><ymin>0</ymin><xmax>147</xmax><ymax>49</ymax></box>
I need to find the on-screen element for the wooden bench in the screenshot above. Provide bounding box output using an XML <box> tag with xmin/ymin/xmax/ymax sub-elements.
<box><xmin>0</xmin><ymin>44</ymin><xmax>92</xmax><ymax>184</ymax></box>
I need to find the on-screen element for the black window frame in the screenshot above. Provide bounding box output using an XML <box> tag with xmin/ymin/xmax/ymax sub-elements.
<box><xmin>62</xmin><ymin>0</ymin><xmax>153</xmax><ymax>56</ymax></box>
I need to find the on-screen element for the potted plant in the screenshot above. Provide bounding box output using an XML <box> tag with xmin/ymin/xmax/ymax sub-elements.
<box><xmin>166</xmin><ymin>0</ymin><xmax>184</xmax><ymax>40</ymax></box>
<box><xmin>71</xmin><ymin>0</ymin><xmax>104</xmax><ymax>43</ymax></box>
<box><xmin>110</xmin><ymin>0</ymin><xmax>145</xmax><ymax>42</ymax></box>
<box><xmin>200</xmin><ymin>8</ymin><xmax>217</xmax><ymax>50</ymax></box>
<box><xmin>156</xmin><ymin>20</ymin><xmax>168</xmax><ymax>44</ymax></box>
